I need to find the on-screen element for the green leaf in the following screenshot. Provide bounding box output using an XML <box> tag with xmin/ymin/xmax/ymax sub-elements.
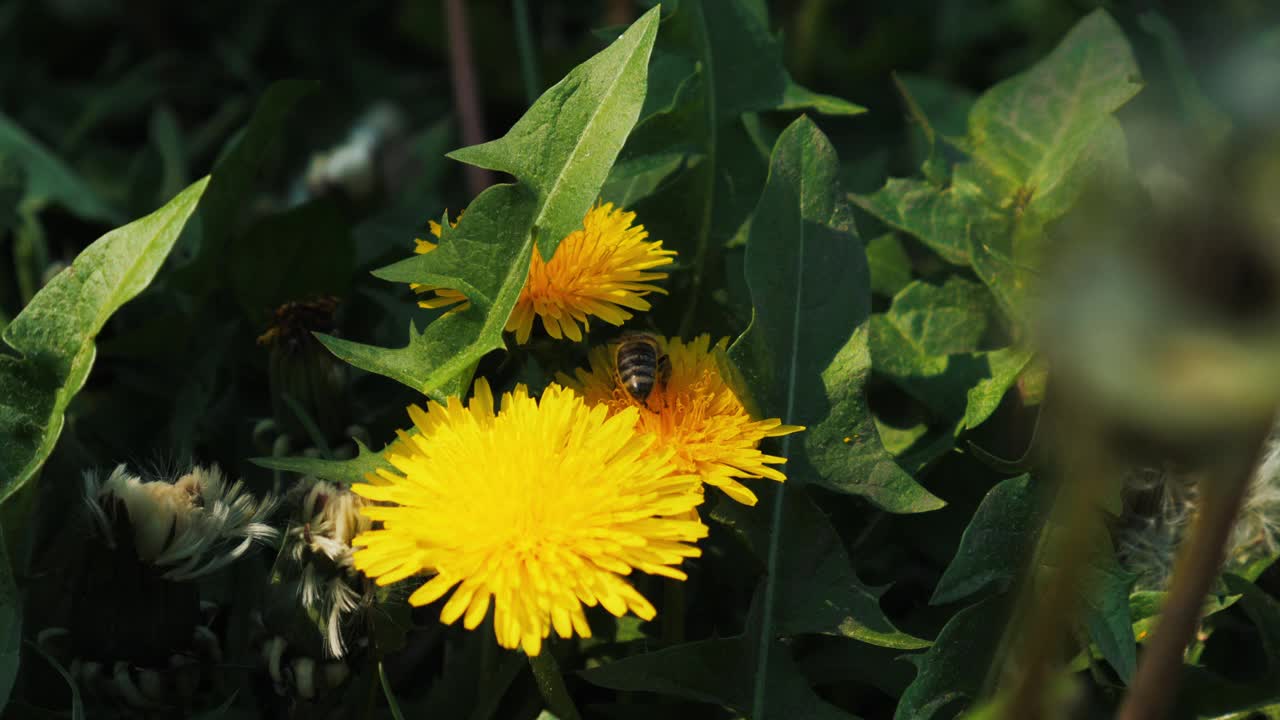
<box><xmin>854</xmin><ymin>11</ymin><xmax>1141</xmax><ymax>324</ymax></box>
<box><xmin>447</xmin><ymin>6</ymin><xmax>660</xmax><ymax>258</ymax></box>
<box><xmin>251</xmin><ymin>439</ymin><xmax>393</xmax><ymax>485</ymax></box>
<box><xmin>874</xmin><ymin>277</ymin><xmax>993</xmax><ymax>356</ymax></box>
<box><xmin>0</xmin><ymin>176</ymin><xmax>209</xmax><ymax>503</ymax></box>
<box><xmin>931</xmin><ymin>474</ymin><xmax>1043</xmax><ymax>605</ymax></box>
<box><xmin>580</xmin><ymin>636</ymin><xmax>855</xmax><ymax>720</ymax></box>
<box><xmin>728</xmin><ymin>114</ymin><xmax>937</xmax><ymax>720</ymax></box>
<box><xmin>869</xmin><ymin>278</ymin><xmax>1031</xmax><ymax>427</ymax></box>
<box><xmin>0</xmin><ymin>113</ymin><xmax>120</xmax><ymax>224</ymax></box>
<box><xmin>896</xmin><ymin>595</ymin><xmax>1007</xmax><ymax>720</ymax></box>
<box><xmin>322</xmin><ymin>183</ymin><xmax>537</xmax><ymax>399</ymax></box>
<box><xmin>852</xmin><ymin>178</ymin><xmax>986</xmax><ymax>267</ymax></box>
<box><xmin>729</xmin><ymin>116</ymin><xmax>941</xmax><ymax>513</ymax></box>
<box><xmin>1129</xmin><ymin>590</ymin><xmax>1239</xmax><ymax>643</ymax></box>
<box><xmin>966</xmin><ymin>11</ymin><xmax>1141</xmax><ymax>209</ymax></box>
<box><xmin>713</xmin><ymin>489</ymin><xmax>929</xmax><ymax>650</ymax></box>
<box><xmin>865</xmin><ymin>233</ymin><xmax>912</xmax><ymax>298</ymax></box>
<box><xmin>1079</xmin><ymin>541</ymin><xmax>1138</xmax><ymax>682</ymax></box>
<box><xmin>620</xmin><ymin>0</ymin><xmax>863</xmax><ymax>334</ymax></box>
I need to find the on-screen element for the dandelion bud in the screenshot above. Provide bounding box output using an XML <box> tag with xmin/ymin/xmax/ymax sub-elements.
<box><xmin>258</xmin><ymin>297</ymin><xmax>349</xmax><ymax>444</ymax></box>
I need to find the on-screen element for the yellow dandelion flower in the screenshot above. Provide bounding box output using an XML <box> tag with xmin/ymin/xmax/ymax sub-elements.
<box><xmin>411</xmin><ymin>217</ymin><xmax>470</xmax><ymax>312</ymax></box>
<box><xmin>507</xmin><ymin>202</ymin><xmax>675</xmax><ymax>344</ymax></box>
<box><xmin>350</xmin><ymin>379</ymin><xmax>707</xmax><ymax>656</ymax></box>
<box><xmin>560</xmin><ymin>335</ymin><xmax>804</xmax><ymax>507</ymax></box>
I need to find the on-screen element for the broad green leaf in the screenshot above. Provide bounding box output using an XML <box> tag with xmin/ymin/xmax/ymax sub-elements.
<box><xmin>894</xmin><ymin>73</ymin><xmax>975</xmax><ymax>181</ymax></box>
<box><xmin>617</xmin><ymin>0</ymin><xmax>863</xmax><ymax>334</ymax></box>
<box><xmin>713</xmin><ymin>489</ymin><xmax>929</xmax><ymax>650</ymax></box>
<box><xmin>320</xmin><ymin>184</ymin><xmax>537</xmax><ymax>400</ymax></box>
<box><xmin>870</xmin><ymin>278</ymin><xmax>1030</xmax><ymax>427</ymax></box>
<box><xmin>896</xmin><ymin>595</ymin><xmax>1007</xmax><ymax>720</ymax></box>
<box><xmin>580</xmin><ymin>636</ymin><xmax>854</xmax><ymax>720</ymax></box>
<box><xmin>865</xmin><ymin>233</ymin><xmax>912</xmax><ymax>298</ymax></box>
<box><xmin>855</xmin><ymin>11</ymin><xmax>1141</xmax><ymax>325</ymax></box>
<box><xmin>698</xmin><ymin>1</ymin><xmax>863</xmax><ymax>119</ymax></box>
<box><xmin>251</xmin><ymin>439</ymin><xmax>393</xmax><ymax>486</ymax></box>
<box><xmin>0</xmin><ymin>176</ymin><xmax>209</xmax><ymax>503</ymax></box>
<box><xmin>797</xmin><ymin>638</ymin><xmax>919</xmax><ymax>700</ymax></box>
<box><xmin>938</xmin><ymin>474</ymin><xmax>1135</xmax><ymax>680</ymax></box>
<box><xmin>966</xmin><ymin>11</ymin><xmax>1141</xmax><ymax>209</ymax></box>
<box><xmin>728</xmin><ymin>115</ymin><xmax>936</xmax><ymax>720</ymax></box>
<box><xmin>874</xmin><ymin>277</ymin><xmax>993</xmax><ymax>356</ymax></box>
<box><xmin>0</xmin><ymin>113</ymin><xmax>120</xmax><ymax>224</ymax></box>
<box><xmin>447</xmin><ymin>6</ymin><xmax>660</xmax><ymax>258</ymax></box>
<box><xmin>852</xmin><ymin>178</ymin><xmax>987</xmax><ymax>267</ymax></box>
<box><xmin>729</xmin><ymin>116</ymin><xmax>941</xmax><ymax>513</ymax></box>
<box><xmin>1078</xmin><ymin>539</ymin><xmax>1138</xmax><ymax>683</ymax></box>
<box><xmin>931</xmin><ymin>474</ymin><xmax>1043</xmax><ymax>605</ymax></box>
<box><xmin>1129</xmin><ymin>591</ymin><xmax>1239</xmax><ymax>643</ymax></box>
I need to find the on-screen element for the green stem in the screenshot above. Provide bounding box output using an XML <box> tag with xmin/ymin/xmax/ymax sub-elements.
<box><xmin>512</xmin><ymin>0</ymin><xmax>541</xmax><ymax>106</ymax></box>
<box><xmin>528</xmin><ymin>650</ymin><xmax>582</xmax><ymax>720</ymax></box>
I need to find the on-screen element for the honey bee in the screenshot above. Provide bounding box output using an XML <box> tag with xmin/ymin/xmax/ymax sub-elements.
<box><xmin>614</xmin><ymin>331</ymin><xmax>671</xmax><ymax>403</ymax></box>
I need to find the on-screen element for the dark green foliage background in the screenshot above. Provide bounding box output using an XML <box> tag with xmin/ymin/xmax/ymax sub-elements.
<box><xmin>3</xmin><ymin>2</ymin><xmax>1280</xmax><ymax>719</ymax></box>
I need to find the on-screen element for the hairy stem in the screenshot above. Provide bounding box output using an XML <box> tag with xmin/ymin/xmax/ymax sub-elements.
<box><xmin>528</xmin><ymin>650</ymin><xmax>582</xmax><ymax>720</ymax></box>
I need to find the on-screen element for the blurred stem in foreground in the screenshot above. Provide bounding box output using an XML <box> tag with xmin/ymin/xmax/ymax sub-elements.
<box><xmin>444</xmin><ymin>0</ymin><xmax>494</xmax><ymax>197</ymax></box>
<box><xmin>1117</xmin><ymin>415</ymin><xmax>1275</xmax><ymax>720</ymax></box>
<box><xmin>528</xmin><ymin>650</ymin><xmax>582</xmax><ymax>720</ymax></box>
<box><xmin>990</xmin><ymin>408</ymin><xmax>1113</xmax><ymax>720</ymax></box>
<box><xmin>513</xmin><ymin>0</ymin><xmax>542</xmax><ymax>106</ymax></box>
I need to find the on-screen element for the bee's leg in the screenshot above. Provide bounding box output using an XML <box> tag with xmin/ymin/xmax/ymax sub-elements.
<box><xmin>657</xmin><ymin>354</ymin><xmax>672</xmax><ymax>391</ymax></box>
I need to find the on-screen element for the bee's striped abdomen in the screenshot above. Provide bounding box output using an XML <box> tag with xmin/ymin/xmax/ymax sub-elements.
<box><xmin>616</xmin><ymin>335</ymin><xmax>660</xmax><ymax>402</ymax></box>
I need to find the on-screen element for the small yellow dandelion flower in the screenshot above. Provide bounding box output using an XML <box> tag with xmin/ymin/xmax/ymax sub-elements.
<box><xmin>507</xmin><ymin>203</ymin><xmax>676</xmax><ymax>344</ymax></box>
<box><xmin>411</xmin><ymin>217</ymin><xmax>470</xmax><ymax>312</ymax></box>
<box><xmin>561</xmin><ymin>335</ymin><xmax>804</xmax><ymax>507</ymax></box>
<box><xmin>350</xmin><ymin>379</ymin><xmax>707</xmax><ymax>656</ymax></box>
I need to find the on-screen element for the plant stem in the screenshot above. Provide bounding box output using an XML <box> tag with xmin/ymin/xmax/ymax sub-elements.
<box><xmin>528</xmin><ymin>650</ymin><xmax>582</xmax><ymax>720</ymax></box>
<box><xmin>512</xmin><ymin>0</ymin><xmax>541</xmax><ymax>106</ymax></box>
<box><xmin>444</xmin><ymin>0</ymin><xmax>494</xmax><ymax>197</ymax></box>
<box><xmin>1117</xmin><ymin>418</ymin><xmax>1274</xmax><ymax>720</ymax></box>
<box><xmin>995</xmin><ymin>423</ymin><xmax>1111</xmax><ymax>720</ymax></box>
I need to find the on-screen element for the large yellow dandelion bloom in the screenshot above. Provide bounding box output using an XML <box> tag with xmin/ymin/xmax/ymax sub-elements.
<box><xmin>560</xmin><ymin>335</ymin><xmax>804</xmax><ymax>507</ymax></box>
<box><xmin>411</xmin><ymin>217</ymin><xmax>469</xmax><ymax>312</ymax></box>
<box><xmin>350</xmin><ymin>379</ymin><xmax>707</xmax><ymax>656</ymax></box>
<box><xmin>409</xmin><ymin>204</ymin><xmax>675</xmax><ymax>344</ymax></box>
